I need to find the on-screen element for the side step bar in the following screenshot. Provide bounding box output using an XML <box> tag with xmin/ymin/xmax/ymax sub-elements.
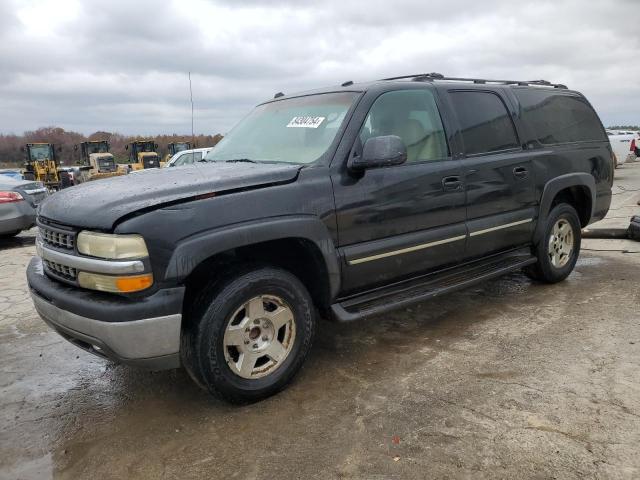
<box><xmin>331</xmin><ymin>248</ymin><xmax>536</xmax><ymax>322</ymax></box>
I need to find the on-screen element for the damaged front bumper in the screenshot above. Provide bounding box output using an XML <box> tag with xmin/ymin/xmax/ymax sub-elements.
<box><xmin>27</xmin><ymin>257</ymin><xmax>184</xmax><ymax>370</ymax></box>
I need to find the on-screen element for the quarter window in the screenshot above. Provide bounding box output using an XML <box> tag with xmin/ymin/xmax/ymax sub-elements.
<box><xmin>513</xmin><ymin>89</ymin><xmax>607</xmax><ymax>144</ymax></box>
<box><xmin>450</xmin><ymin>91</ymin><xmax>520</xmax><ymax>155</ymax></box>
<box><xmin>359</xmin><ymin>89</ymin><xmax>448</xmax><ymax>163</ymax></box>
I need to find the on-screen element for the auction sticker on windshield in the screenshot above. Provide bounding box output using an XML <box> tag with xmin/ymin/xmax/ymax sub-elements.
<box><xmin>287</xmin><ymin>116</ymin><xmax>325</xmax><ymax>128</ymax></box>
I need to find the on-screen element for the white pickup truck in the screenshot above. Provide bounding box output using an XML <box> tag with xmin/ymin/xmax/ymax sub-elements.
<box><xmin>606</xmin><ymin>130</ymin><xmax>638</xmax><ymax>168</ymax></box>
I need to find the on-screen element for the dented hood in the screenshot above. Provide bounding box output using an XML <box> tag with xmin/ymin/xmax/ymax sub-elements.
<box><xmin>38</xmin><ymin>162</ymin><xmax>300</xmax><ymax>230</ymax></box>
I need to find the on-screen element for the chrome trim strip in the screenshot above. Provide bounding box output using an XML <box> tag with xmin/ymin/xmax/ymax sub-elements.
<box><xmin>36</xmin><ymin>239</ymin><xmax>145</xmax><ymax>275</ymax></box>
<box><xmin>24</xmin><ymin>188</ymin><xmax>47</xmax><ymax>194</ymax></box>
<box><xmin>469</xmin><ymin>218</ymin><xmax>533</xmax><ymax>237</ymax></box>
<box><xmin>348</xmin><ymin>235</ymin><xmax>467</xmax><ymax>265</ymax></box>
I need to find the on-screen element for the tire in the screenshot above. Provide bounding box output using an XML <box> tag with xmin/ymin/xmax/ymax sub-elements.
<box><xmin>182</xmin><ymin>265</ymin><xmax>316</xmax><ymax>403</ymax></box>
<box><xmin>525</xmin><ymin>203</ymin><xmax>581</xmax><ymax>283</ymax></box>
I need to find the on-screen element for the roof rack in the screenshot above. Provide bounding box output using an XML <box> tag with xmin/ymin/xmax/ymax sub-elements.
<box><xmin>379</xmin><ymin>73</ymin><xmax>568</xmax><ymax>89</ymax></box>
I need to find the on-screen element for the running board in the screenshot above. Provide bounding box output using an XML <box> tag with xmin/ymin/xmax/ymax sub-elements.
<box><xmin>331</xmin><ymin>248</ymin><xmax>536</xmax><ymax>322</ymax></box>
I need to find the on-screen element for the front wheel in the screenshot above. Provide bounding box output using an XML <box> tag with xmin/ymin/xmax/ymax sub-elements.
<box><xmin>182</xmin><ymin>265</ymin><xmax>316</xmax><ymax>403</ymax></box>
<box><xmin>525</xmin><ymin>204</ymin><xmax>581</xmax><ymax>283</ymax></box>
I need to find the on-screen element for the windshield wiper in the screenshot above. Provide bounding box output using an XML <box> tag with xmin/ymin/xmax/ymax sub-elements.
<box><xmin>225</xmin><ymin>158</ymin><xmax>258</xmax><ymax>164</ymax></box>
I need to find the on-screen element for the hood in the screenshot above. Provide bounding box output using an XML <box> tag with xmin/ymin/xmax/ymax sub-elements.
<box><xmin>38</xmin><ymin>162</ymin><xmax>301</xmax><ymax>230</ymax></box>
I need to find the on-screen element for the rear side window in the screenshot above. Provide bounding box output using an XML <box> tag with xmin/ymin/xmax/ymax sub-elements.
<box><xmin>513</xmin><ymin>90</ymin><xmax>606</xmax><ymax>144</ymax></box>
<box><xmin>449</xmin><ymin>91</ymin><xmax>520</xmax><ymax>155</ymax></box>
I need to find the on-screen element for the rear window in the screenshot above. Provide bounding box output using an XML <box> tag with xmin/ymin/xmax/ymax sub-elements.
<box><xmin>513</xmin><ymin>90</ymin><xmax>606</xmax><ymax>144</ymax></box>
<box><xmin>449</xmin><ymin>91</ymin><xmax>520</xmax><ymax>155</ymax></box>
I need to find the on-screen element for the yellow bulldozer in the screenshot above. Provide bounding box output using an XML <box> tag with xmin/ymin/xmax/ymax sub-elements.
<box><xmin>22</xmin><ymin>143</ymin><xmax>62</xmax><ymax>190</ymax></box>
<box><xmin>75</xmin><ymin>140</ymin><xmax>123</xmax><ymax>182</ymax></box>
<box><xmin>162</xmin><ymin>141</ymin><xmax>192</xmax><ymax>166</ymax></box>
<box><xmin>125</xmin><ymin>140</ymin><xmax>160</xmax><ymax>171</ymax></box>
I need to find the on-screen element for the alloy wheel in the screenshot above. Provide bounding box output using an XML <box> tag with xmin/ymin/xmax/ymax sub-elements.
<box><xmin>548</xmin><ymin>218</ymin><xmax>574</xmax><ymax>268</ymax></box>
<box><xmin>223</xmin><ymin>295</ymin><xmax>296</xmax><ymax>379</ymax></box>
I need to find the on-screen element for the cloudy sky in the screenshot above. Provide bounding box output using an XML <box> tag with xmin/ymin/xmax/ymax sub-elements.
<box><xmin>1</xmin><ymin>0</ymin><xmax>638</xmax><ymax>135</ymax></box>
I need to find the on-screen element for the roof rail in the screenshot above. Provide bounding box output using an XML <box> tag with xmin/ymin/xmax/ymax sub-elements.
<box><xmin>379</xmin><ymin>73</ymin><xmax>568</xmax><ymax>89</ymax></box>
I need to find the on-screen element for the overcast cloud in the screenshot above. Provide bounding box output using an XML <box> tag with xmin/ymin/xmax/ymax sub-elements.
<box><xmin>1</xmin><ymin>0</ymin><xmax>639</xmax><ymax>135</ymax></box>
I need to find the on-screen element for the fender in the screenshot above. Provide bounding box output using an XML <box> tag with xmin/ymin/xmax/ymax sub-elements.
<box><xmin>164</xmin><ymin>215</ymin><xmax>341</xmax><ymax>298</ymax></box>
<box><xmin>534</xmin><ymin>173</ymin><xmax>595</xmax><ymax>243</ymax></box>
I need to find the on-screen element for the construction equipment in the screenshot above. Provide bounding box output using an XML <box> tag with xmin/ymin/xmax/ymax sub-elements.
<box><xmin>125</xmin><ymin>140</ymin><xmax>160</xmax><ymax>171</ymax></box>
<box><xmin>75</xmin><ymin>141</ymin><xmax>123</xmax><ymax>182</ymax></box>
<box><xmin>22</xmin><ymin>143</ymin><xmax>61</xmax><ymax>190</ymax></box>
<box><xmin>163</xmin><ymin>142</ymin><xmax>192</xmax><ymax>166</ymax></box>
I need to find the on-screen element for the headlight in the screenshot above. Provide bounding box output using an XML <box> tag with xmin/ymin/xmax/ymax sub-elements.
<box><xmin>78</xmin><ymin>272</ymin><xmax>154</xmax><ymax>293</ymax></box>
<box><xmin>77</xmin><ymin>231</ymin><xmax>148</xmax><ymax>259</ymax></box>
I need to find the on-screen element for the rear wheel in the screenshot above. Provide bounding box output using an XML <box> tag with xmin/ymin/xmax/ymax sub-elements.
<box><xmin>525</xmin><ymin>203</ymin><xmax>581</xmax><ymax>283</ymax></box>
<box><xmin>182</xmin><ymin>265</ymin><xmax>316</xmax><ymax>403</ymax></box>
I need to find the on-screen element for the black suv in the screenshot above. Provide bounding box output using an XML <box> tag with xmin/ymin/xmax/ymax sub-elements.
<box><xmin>27</xmin><ymin>74</ymin><xmax>613</xmax><ymax>403</ymax></box>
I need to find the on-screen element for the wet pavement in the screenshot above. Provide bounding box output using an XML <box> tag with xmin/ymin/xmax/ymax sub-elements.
<box><xmin>1</xmin><ymin>164</ymin><xmax>639</xmax><ymax>479</ymax></box>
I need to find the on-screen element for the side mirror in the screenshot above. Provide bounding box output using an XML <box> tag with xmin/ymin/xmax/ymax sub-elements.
<box><xmin>125</xmin><ymin>145</ymin><xmax>129</xmax><ymax>150</ymax></box>
<box><xmin>154</xmin><ymin>143</ymin><xmax>159</xmax><ymax>150</ymax></box>
<box><xmin>349</xmin><ymin>135</ymin><xmax>407</xmax><ymax>171</ymax></box>
<box><xmin>74</xmin><ymin>144</ymin><xmax>78</xmax><ymax>151</ymax></box>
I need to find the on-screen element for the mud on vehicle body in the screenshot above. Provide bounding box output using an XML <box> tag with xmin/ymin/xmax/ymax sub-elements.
<box><xmin>27</xmin><ymin>74</ymin><xmax>612</xmax><ymax>403</ymax></box>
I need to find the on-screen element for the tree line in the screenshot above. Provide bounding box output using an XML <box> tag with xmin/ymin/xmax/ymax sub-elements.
<box><xmin>607</xmin><ymin>125</ymin><xmax>639</xmax><ymax>131</ymax></box>
<box><xmin>0</xmin><ymin>127</ymin><xmax>223</xmax><ymax>167</ymax></box>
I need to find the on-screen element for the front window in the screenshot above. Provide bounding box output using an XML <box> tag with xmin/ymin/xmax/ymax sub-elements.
<box><xmin>139</xmin><ymin>143</ymin><xmax>155</xmax><ymax>152</ymax></box>
<box><xmin>86</xmin><ymin>143</ymin><xmax>109</xmax><ymax>154</ymax></box>
<box><xmin>204</xmin><ymin>92</ymin><xmax>358</xmax><ymax>164</ymax></box>
<box><xmin>28</xmin><ymin>145</ymin><xmax>53</xmax><ymax>161</ymax></box>
<box><xmin>359</xmin><ymin>89</ymin><xmax>448</xmax><ymax>162</ymax></box>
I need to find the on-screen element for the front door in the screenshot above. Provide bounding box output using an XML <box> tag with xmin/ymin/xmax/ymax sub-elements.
<box><xmin>446</xmin><ymin>89</ymin><xmax>536</xmax><ymax>260</ymax></box>
<box><xmin>331</xmin><ymin>87</ymin><xmax>467</xmax><ymax>294</ymax></box>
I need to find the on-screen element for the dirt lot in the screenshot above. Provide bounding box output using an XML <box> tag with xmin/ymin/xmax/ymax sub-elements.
<box><xmin>1</xmin><ymin>164</ymin><xmax>639</xmax><ymax>480</ymax></box>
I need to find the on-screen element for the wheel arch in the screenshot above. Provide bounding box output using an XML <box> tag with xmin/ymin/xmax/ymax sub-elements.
<box><xmin>166</xmin><ymin>216</ymin><xmax>341</xmax><ymax>308</ymax></box>
<box><xmin>534</xmin><ymin>173</ymin><xmax>595</xmax><ymax>243</ymax></box>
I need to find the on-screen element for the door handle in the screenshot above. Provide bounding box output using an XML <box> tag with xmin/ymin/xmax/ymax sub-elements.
<box><xmin>442</xmin><ymin>175</ymin><xmax>462</xmax><ymax>191</ymax></box>
<box><xmin>513</xmin><ymin>166</ymin><xmax>528</xmax><ymax>179</ymax></box>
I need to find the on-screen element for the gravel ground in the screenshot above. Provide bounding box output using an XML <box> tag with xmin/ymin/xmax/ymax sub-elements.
<box><xmin>1</xmin><ymin>163</ymin><xmax>639</xmax><ymax>480</ymax></box>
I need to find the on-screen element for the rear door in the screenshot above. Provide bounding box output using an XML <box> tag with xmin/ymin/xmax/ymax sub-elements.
<box><xmin>446</xmin><ymin>89</ymin><xmax>536</xmax><ymax>260</ymax></box>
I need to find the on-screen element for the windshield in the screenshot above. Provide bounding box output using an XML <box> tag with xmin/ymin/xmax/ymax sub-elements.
<box><xmin>86</xmin><ymin>142</ymin><xmax>109</xmax><ymax>154</ymax></box>
<box><xmin>204</xmin><ymin>92</ymin><xmax>358</xmax><ymax>164</ymax></box>
<box><xmin>28</xmin><ymin>145</ymin><xmax>53</xmax><ymax>161</ymax></box>
<box><xmin>138</xmin><ymin>143</ymin><xmax>155</xmax><ymax>152</ymax></box>
<box><xmin>173</xmin><ymin>143</ymin><xmax>189</xmax><ymax>153</ymax></box>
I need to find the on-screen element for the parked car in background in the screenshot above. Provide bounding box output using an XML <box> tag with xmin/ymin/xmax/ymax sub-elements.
<box><xmin>164</xmin><ymin>147</ymin><xmax>215</xmax><ymax>167</ymax></box>
<box><xmin>606</xmin><ymin>130</ymin><xmax>637</xmax><ymax>167</ymax></box>
<box><xmin>0</xmin><ymin>177</ymin><xmax>47</xmax><ymax>237</ymax></box>
<box><xmin>0</xmin><ymin>169</ymin><xmax>23</xmax><ymax>180</ymax></box>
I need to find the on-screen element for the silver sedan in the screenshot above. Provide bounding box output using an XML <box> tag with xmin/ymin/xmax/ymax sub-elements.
<box><xmin>0</xmin><ymin>177</ymin><xmax>48</xmax><ymax>237</ymax></box>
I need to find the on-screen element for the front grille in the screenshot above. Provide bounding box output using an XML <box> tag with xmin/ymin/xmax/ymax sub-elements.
<box><xmin>43</xmin><ymin>259</ymin><xmax>77</xmax><ymax>281</ymax></box>
<box><xmin>143</xmin><ymin>157</ymin><xmax>159</xmax><ymax>169</ymax></box>
<box><xmin>39</xmin><ymin>226</ymin><xmax>75</xmax><ymax>250</ymax></box>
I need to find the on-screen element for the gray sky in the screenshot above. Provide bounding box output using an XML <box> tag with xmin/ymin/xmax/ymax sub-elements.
<box><xmin>2</xmin><ymin>0</ymin><xmax>638</xmax><ymax>135</ymax></box>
